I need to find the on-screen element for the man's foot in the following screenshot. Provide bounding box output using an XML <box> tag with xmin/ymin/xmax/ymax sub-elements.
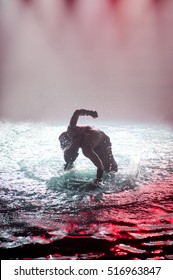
<box><xmin>93</xmin><ymin>178</ymin><xmax>102</xmax><ymax>187</ymax></box>
<box><xmin>96</xmin><ymin>168</ymin><xmax>103</xmax><ymax>181</ymax></box>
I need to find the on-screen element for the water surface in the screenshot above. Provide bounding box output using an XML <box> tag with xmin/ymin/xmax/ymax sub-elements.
<box><xmin>0</xmin><ymin>122</ymin><xmax>173</xmax><ymax>259</ymax></box>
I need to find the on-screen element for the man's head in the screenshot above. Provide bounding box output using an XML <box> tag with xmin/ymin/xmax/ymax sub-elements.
<box><xmin>59</xmin><ymin>132</ymin><xmax>71</xmax><ymax>150</ymax></box>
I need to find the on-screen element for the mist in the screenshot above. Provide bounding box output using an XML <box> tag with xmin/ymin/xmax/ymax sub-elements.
<box><xmin>0</xmin><ymin>0</ymin><xmax>173</xmax><ymax>125</ymax></box>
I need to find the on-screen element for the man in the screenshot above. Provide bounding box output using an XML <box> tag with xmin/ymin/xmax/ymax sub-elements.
<box><xmin>59</xmin><ymin>109</ymin><xmax>118</xmax><ymax>184</ymax></box>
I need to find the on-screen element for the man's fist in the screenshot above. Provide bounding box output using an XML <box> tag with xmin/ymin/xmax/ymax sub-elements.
<box><xmin>90</xmin><ymin>111</ymin><xmax>98</xmax><ymax>118</ymax></box>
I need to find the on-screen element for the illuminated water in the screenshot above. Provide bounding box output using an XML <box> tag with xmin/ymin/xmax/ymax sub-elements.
<box><xmin>0</xmin><ymin>122</ymin><xmax>173</xmax><ymax>260</ymax></box>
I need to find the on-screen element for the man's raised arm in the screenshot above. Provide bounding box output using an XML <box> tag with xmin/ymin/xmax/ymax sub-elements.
<box><xmin>68</xmin><ymin>109</ymin><xmax>98</xmax><ymax>129</ymax></box>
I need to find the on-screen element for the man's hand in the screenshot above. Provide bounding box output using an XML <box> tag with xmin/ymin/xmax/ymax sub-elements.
<box><xmin>90</xmin><ymin>110</ymin><xmax>98</xmax><ymax>118</ymax></box>
<box><xmin>64</xmin><ymin>162</ymin><xmax>74</xmax><ymax>170</ymax></box>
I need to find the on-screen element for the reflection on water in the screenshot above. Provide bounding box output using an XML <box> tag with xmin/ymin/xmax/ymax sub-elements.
<box><xmin>0</xmin><ymin>122</ymin><xmax>173</xmax><ymax>259</ymax></box>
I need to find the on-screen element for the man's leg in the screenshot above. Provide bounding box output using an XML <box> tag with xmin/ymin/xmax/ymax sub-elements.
<box><xmin>82</xmin><ymin>146</ymin><xmax>104</xmax><ymax>181</ymax></box>
<box><xmin>94</xmin><ymin>140</ymin><xmax>118</xmax><ymax>172</ymax></box>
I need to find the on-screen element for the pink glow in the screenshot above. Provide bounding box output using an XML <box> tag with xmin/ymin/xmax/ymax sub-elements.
<box><xmin>0</xmin><ymin>0</ymin><xmax>173</xmax><ymax>124</ymax></box>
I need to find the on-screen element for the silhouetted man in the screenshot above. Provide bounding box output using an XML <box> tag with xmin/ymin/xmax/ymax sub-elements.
<box><xmin>59</xmin><ymin>109</ymin><xmax>118</xmax><ymax>184</ymax></box>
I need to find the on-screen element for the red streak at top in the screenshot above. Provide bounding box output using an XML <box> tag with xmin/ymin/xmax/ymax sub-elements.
<box><xmin>20</xmin><ymin>0</ymin><xmax>33</xmax><ymax>5</ymax></box>
<box><xmin>64</xmin><ymin>0</ymin><xmax>77</xmax><ymax>11</ymax></box>
<box><xmin>109</xmin><ymin>0</ymin><xmax>121</xmax><ymax>7</ymax></box>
